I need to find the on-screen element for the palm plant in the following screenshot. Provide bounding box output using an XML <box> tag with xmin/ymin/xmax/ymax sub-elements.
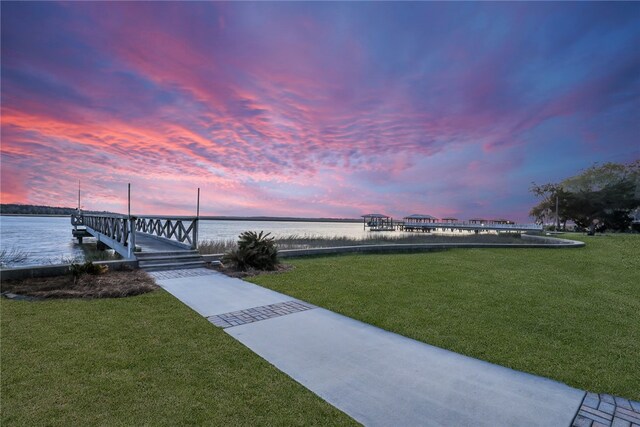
<box><xmin>223</xmin><ymin>231</ymin><xmax>279</xmax><ymax>271</ymax></box>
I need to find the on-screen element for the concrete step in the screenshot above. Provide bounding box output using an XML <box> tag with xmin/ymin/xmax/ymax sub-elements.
<box><xmin>138</xmin><ymin>254</ymin><xmax>203</xmax><ymax>263</ymax></box>
<box><xmin>139</xmin><ymin>259</ymin><xmax>203</xmax><ymax>268</ymax></box>
<box><xmin>136</xmin><ymin>250</ymin><xmax>199</xmax><ymax>258</ymax></box>
<box><xmin>142</xmin><ymin>261</ymin><xmax>207</xmax><ymax>272</ymax></box>
<box><xmin>137</xmin><ymin>249</ymin><xmax>207</xmax><ymax>272</ymax></box>
<box><xmin>139</xmin><ymin>254</ymin><xmax>204</xmax><ymax>266</ymax></box>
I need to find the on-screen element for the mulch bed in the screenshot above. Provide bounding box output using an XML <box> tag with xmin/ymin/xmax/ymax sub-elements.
<box><xmin>1</xmin><ymin>269</ymin><xmax>158</xmax><ymax>299</ymax></box>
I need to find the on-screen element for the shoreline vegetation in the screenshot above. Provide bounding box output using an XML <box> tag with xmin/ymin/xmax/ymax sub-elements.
<box><xmin>3</xmin><ymin>233</ymin><xmax>531</xmax><ymax>268</ymax></box>
<box><xmin>197</xmin><ymin>233</ymin><xmax>527</xmax><ymax>255</ymax></box>
<box><xmin>0</xmin><ymin>243</ymin><xmax>120</xmax><ymax>269</ymax></box>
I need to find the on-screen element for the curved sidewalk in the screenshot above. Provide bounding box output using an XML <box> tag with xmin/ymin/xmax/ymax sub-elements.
<box><xmin>149</xmin><ymin>268</ymin><xmax>634</xmax><ymax>427</ymax></box>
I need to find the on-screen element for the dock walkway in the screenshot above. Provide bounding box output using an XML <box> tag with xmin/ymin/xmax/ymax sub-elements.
<box><xmin>134</xmin><ymin>231</ymin><xmax>186</xmax><ymax>252</ymax></box>
<box><xmin>146</xmin><ymin>267</ymin><xmax>633</xmax><ymax>427</ymax></box>
<box><xmin>72</xmin><ymin>212</ymin><xmax>206</xmax><ymax>270</ymax></box>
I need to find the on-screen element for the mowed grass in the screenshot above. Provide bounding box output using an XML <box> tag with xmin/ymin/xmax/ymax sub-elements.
<box><xmin>1</xmin><ymin>291</ymin><xmax>356</xmax><ymax>426</ymax></box>
<box><xmin>250</xmin><ymin>233</ymin><xmax>640</xmax><ymax>400</ymax></box>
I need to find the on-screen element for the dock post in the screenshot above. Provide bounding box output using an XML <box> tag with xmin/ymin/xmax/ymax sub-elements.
<box><xmin>127</xmin><ymin>183</ymin><xmax>136</xmax><ymax>259</ymax></box>
<box><xmin>194</xmin><ymin>188</ymin><xmax>200</xmax><ymax>250</ymax></box>
<box><xmin>128</xmin><ymin>217</ymin><xmax>136</xmax><ymax>258</ymax></box>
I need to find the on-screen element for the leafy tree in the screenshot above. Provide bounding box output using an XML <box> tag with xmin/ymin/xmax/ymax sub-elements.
<box><xmin>529</xmin><ymin>183</ymin><xmax>567</xmax><ymax>229</ymax></box>
<box><xmin>530</xmin><ymin>160</ymin><xmax>639</xmax><ymax>231</ymax></box>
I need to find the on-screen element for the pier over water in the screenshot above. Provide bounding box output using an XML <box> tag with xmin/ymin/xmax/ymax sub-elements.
<box><xmin>362</xmin><ymin>213</ymin><xmax>542</xmax><ymax>233</ymax></box>
<box><xmin>72</xmin><ymin>212</ymin><xmax>205</xmax><ymax>271</ymax></box>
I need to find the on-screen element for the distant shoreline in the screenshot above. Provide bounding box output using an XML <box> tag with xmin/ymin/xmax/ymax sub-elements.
<box><xmin>1</xmin><ymin>214</ymin><xmax>69</xmax><ymax>218</ymax></box>
<box><xmin>198</xmin><ymin>216</ymin><xmax>361</xmax><ymax>223</ymax></box>
<box><xmin>0</xmin><ymin>213</ymin><xmax>361</xmax><ymax>223</ymax></box>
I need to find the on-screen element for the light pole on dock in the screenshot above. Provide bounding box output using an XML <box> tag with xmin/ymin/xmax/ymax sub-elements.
<box><xmin>194</xmin><ymin>188</ymin><xmax>200</xmax><ymax>250</ymax></box>
<box><xmin>127</xmin><ymin>183</ymin><xmax>136</xmax><ymax>259</ymax></box>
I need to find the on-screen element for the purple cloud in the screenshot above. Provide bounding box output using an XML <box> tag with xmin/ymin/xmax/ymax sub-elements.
<box><xmin>1</xmin><ymin>2</ymin><xmax>638</xmax><ymax>221</ymax></box>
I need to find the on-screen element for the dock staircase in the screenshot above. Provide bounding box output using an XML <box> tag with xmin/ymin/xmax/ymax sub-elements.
<box><xmin>136</xmin><ymin>250</ymin><xmax>207</xmax><ymax>272</ymax></box>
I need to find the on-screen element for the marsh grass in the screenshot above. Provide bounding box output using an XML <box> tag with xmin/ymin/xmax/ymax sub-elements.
<box><xmin>0</xmin><ymin>248</ymin><xmax>29</xmax><ymax>267</ymax></box>
<box><xmin>197</xmin><ymin>238</ymin><xmax>237</xmax><ymax>254</ymax></box>
<box><xmin>80</xmin><ymin>244</ymin><xmax>121</xmax><ymax>262</ymax></box>
<box><xmin>55</xmin><ymin>243</ymin><xmax>122</xmax><ymax>266</ymax></box>
<box><xmin>198</xmin><ymin>232</ymin><xmax>524</xmax><ymax>254</ymax></box>
<box><xmin>1</xmin><ymin>243</ymin><xmax>121</xmax><ymax>268</ymax></box>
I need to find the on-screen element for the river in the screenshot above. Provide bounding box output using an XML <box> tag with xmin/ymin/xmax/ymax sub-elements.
<box><xmin>0</xmin><ymin>216</ymin><xmax>368</xmax><ymax>267</ymax></box>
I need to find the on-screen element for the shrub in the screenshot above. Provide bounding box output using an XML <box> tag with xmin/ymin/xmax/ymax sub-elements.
<box><xmin>69</xmin><ymin>261</ymin><xmax>109</xmax><ymax>285</ymax></box>
<box><xmin>223</xmin><ymin>231</ymin><xmax>279</xmax><ymax>271</ymax></box>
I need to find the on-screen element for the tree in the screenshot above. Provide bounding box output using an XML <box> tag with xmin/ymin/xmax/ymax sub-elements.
<box><xmin>530</xmin><ymin>160</ymin><xmax>640</xmax><ymax>232</ymax></box>
<box><xmin>529</xmin><ymin>183</ymin><xmax>564</xmax><ymax>229</ymax></box>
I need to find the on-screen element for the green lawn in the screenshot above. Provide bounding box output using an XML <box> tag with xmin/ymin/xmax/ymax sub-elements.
<box><xmin>250</xmin><ymin>233</ymin><xmax>640</xmax><ymax>400</ymax></box>
<box><xmin>1</xmin><ymin>291</ymin><xmax>356</xmax><ymax>426</ymax></box>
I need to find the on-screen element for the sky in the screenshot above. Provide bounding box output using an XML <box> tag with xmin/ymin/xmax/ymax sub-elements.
<box><xmin>1</xmin><ymin>2</ymin><xmax>639</xmax><ymax>221</ymax></box>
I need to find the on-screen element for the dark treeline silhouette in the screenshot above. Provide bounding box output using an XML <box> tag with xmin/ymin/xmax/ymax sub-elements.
<box><xmin>0</xmin><ymin>204</ymin><xmax>359</xmax><ymax>222</ymax></box>
<box><xmin>0</xmin><ymin>204</ymin><xmax>115</xmax><ymax>216</ymax></box>
<box><xmin>1</xmin><ymin>204</ymin><xmax>77</xmax><ymax>215</ymax></box>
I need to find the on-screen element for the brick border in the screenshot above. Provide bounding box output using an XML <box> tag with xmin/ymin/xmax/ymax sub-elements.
<box><xmin>208</xmin><ymin>300</ymin><xmax>316</xmax><ymax>328</ymax></box>
<box><xmin>147</xmin><ymin>268</ymin><xmax>216</xmax><ymax>280</ymax></box>
<box><xmin>572</xmin><ymin>392</ymin><xmax>640</xmax><ymax>427</ymax></box>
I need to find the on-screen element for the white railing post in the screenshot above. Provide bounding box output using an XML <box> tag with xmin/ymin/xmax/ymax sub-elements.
<box><xmin>128</xmin><ymin>217</ymin><xmax>136</xmax><ymax>259</ymax></box>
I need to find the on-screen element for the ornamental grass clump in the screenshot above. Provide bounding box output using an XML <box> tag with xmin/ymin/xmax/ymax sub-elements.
<box><xmin>224</xmin><ymin>231</ymin><xmax>279</xmax><ymax>271</ymax></box>
<box><xmin>69</xmin><ymin>261</ymin><xmax>109</xmax><ymax>285</ymax></box>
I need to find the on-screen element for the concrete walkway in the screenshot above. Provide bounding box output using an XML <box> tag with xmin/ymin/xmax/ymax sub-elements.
<box><xmin>151</xmin><ymin>268</ymin><xmax>590</xmax><ymax>426</ymax></box>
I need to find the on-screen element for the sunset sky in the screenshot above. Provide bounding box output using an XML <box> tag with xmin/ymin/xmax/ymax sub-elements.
<box><xmin>1</xmin><ymin>2</ymin><xmax>639</xmax><ymax>221</ymax></box>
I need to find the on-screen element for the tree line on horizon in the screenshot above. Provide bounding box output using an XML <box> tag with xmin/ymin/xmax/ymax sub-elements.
<box><xmin>1</xmin><ymin>204</ymin><xmax>77</xmax><ymax>215</ymax></box>
<box><xmin>0</xmin><ymin>204</ymin><xmax>116</xmax><ymax>216</ymax></box>
<box><xmin>530</xmin><ymin>160</ymin><xmax>640</xmax><ymax>233</ymax></box>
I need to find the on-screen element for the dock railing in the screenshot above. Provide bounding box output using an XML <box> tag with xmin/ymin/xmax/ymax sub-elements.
<box><xmin>81</xmin><ymin>213</ymin><xmax>136</xmax><ymax>258</ymax></box>
<box><xmin>134</xmin><ymin>216</ymin><xmax>198</xmax><ymax>250</ymax></box>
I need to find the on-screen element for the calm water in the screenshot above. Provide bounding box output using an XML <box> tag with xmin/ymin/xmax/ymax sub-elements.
<box><xmin>0</xmin><ymin>216</ymin><xmax>367</xmax><ymax>267</ymax></box>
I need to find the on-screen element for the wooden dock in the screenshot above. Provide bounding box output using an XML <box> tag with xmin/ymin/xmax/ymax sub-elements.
<box><xmin>361</xmin><ymin>213</ymin><xmax>542</xmax><ymax>233</ymax></box>
<box><xmin>401</xmin><ymin>221</ymin><xmax>542</xmax><ymax>233</ymax></box>
<box><xmin>401</xmin><ymin>214</ymin><xmax>542</xmax><ymax>233</ymax></box>
<box><xmin>362</xmin><ymin>214</ymin><xmax>403</xmax><ymax>231</ymax></box>
<box><xmin>71</xmin><ymin>212</ymin><xmax>205</xmax><ymax>270</ymax></box>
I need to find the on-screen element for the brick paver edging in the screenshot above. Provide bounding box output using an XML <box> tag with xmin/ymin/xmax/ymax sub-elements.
<box><xmin>208</xmin><ymin>300</ymin><xmax>316</xmax><ymax>328</ymax></box>
<box><xmin>572</xmin><ymin>392</ymin><xmax>640</xmax><ymax>427</ymax></box>
<box><xmin>147</xmin><ymin>268</ymin><xmax>217</xmax><ymax>280</ymax></box>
